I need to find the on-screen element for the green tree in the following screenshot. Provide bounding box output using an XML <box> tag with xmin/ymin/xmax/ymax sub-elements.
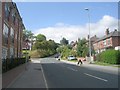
<box><xmin>48</xmin><ymin>40</ymin><xmax>58</xmax><ymax>50</ymax></box>
<box><xmin>77</xmin><ymin>38</ymin><xmax>88</xmax><ymax>57</ymax></box>
<box><xmin>23</xmin><ymin>30</ymin><xmax>34</xmax><ymax>40</ymax></box>
<box><xmin>36</xmin><ymin>34</ymin><xmax>46</xmax><ymax>42</ymax></box>
<box><xmin>32</xmin><ymin>36</ymin><xmax>58</xmax><ymax>58</ymax></box>
<box><xmin>60</xmin><ymin>37</ymin><xmax>69</xmax><ymax>45</ymax></box>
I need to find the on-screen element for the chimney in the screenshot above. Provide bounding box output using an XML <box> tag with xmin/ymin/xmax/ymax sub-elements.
<box><xmin>106</xmin><ymin>28</ymin><xmax>109</xmax><ymax>35</ymax></box>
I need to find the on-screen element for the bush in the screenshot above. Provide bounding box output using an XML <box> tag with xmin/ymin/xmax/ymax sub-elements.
<box><xmin>96</xmin><ymin>50</ymin><xmax>120</xmax><ymax>64</ymax></box>
<box><xmin>2</xmin><ymin>57</ymin><xmax>26</xmax><ymax>73</ymax></box>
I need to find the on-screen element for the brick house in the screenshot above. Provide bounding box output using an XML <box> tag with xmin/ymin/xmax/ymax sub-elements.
<box><xmin>70</xmin><ymin>41</ymin><xmax>78</xmax><ymax>51</ymax></box>
<box><xmin>93</xmin><ymin>28</ymin><xmax>120</xmax><ymax>54</ymax></box>
<box><xmin>1</xmin><ymin>1</ymin><xmax>25</xmax><ymax>61</ymax></box>
<box><xmin>0</xmin><ymin>1</ymin><xmax>2</xmax><ymax>70</ymax></box>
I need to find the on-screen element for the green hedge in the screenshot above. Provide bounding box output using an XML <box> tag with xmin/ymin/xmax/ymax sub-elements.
<box><xmin>96</xmin><ymin>50</ymin><xmax>120</xmax><ymax>64</ymax></box>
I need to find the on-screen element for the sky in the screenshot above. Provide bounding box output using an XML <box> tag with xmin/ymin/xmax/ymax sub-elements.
<box><xmin>14</xmin><ymin>2</ymin><xmax>118</xmax><ymax>43</ymax></box>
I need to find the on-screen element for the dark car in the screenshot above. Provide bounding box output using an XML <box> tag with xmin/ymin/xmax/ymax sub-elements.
<box><xmin>55</xmin><ymin>54</ymin><xmax>61</xmax><ymax>60</ymax></box>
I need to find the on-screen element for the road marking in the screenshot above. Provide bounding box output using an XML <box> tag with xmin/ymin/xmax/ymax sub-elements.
<box><xmin>32</xmin><ymin>60</ymin><xmax>40</xmax><ymax>63</ymax></box>
<box><xmin>84</xmin><ymin>73</ymin><xmax>108</xmax><ymax>82</ymax></box>
<box><xmin>67</xmin><ymin>67</ymin><xmax>78</xmax><ymax>71</ymax></box>
<box><xmin>40</xmin><ymin>61</ymin><xmax>49</xmax><ymax>89</ymax></box>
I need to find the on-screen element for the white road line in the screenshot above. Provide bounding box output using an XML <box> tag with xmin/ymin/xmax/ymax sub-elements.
<box><xmin>84</xmin><ymin>73</ymin><xmax>108</xmax><ymax>82</ymax></box>
<box><xmin>40</xmin><ymin>61</ymin><xmax>49</xmax><ymax>90</ymax></box>
<box><xmin>67</xmin><ymin>67</ymin><xmax>78</xmax><ymax>71</ymax></box>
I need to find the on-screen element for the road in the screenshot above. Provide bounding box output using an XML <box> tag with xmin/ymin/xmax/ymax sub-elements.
<box><xmin>40</xmin><ymin>57</ymin><xmax>119</xmax><ymax>88</ymax></box>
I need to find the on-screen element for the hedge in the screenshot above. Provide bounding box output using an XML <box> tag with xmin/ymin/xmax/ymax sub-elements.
<box><xmin>96</xmin><ymin>50</ymin><xmax>120</xmax><ymax>64</ymax></box>
<box><xmin>2</xmin><ymin>57</ymin><xmax>26</xmax><ymax>73</ymax></box>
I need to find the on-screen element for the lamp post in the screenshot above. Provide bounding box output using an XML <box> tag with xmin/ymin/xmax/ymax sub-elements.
<box><xmin>85</xmin><ymin>8</ymin><xmax>92</xmax><ymax>63</ymax></box>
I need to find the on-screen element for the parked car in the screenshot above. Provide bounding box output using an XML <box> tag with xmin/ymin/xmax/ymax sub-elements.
<box><xmin>55</xmin><ymin>54</ymin><xmax>61</xmax><ymax>60</ymax></box>
<box><xmin>67</xmin><ymin>55</ymin><xmax>77</xmax><ymax>60</ymax></box>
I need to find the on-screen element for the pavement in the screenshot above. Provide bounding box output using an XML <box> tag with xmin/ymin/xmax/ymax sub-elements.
<box><xmin>3</xmin><ymin>59</ymin><xmax>47</xmax><ymax>88</ymax></box>
<box><xmin>2</xmin><ymin>63</ymin><xmax>26</xmax><ymax>88</ymax></box>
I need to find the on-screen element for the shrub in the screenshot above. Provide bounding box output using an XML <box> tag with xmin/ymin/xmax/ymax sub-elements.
<box><xmin>2</xmin><ymin>57</ymin><xmax>26</xmax><ymax>73</ymax></box>
<box><xmin>96</xmin><ymin>50</ymin><xmax>120</xmax><ymax>64</ymax></box>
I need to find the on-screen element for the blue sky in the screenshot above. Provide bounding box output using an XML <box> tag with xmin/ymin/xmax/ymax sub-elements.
<box><xmin>16</xmin><ymin>2</ymin><xmax>117</xmax><ymax>30</ymax></box>
<box><xmin>15</xmin><ymin>2</ymin><xmax>118</xmax><ymax>43</ymax></box>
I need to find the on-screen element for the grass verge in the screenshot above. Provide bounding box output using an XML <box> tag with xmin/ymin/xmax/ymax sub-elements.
<box><xmin>94</xmin><ymin>61</ymin><xmax>120</xmax><ymax>68</ymax></box>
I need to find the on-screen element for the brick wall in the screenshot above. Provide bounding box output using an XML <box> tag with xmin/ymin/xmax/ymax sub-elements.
<box><xmin>112</xmin><ymin>37</ymin><xmax>120</xmax><ymax>48</ymax></box>
<box><xmin>2</xmin><ymin>2</ymin><xmax>24</xmax><ymax>59</ymax></box>
<box><xmin>0</xmin><ymin>1</ymin><xmax>2</xmax><ymax>90</ymax></box>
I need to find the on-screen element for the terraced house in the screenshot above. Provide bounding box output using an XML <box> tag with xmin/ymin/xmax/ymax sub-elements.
<box><xmin>1</xmin><ymin>1</ymin><xmax>25</xmax><ymax>61</ymax></box>
<box><xmin>93</xmin><ymin>28</ymin><xmax>120</xmax><ymax>54</ymax></box>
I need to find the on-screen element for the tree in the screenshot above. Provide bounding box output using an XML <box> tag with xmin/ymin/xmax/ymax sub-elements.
<box><xmin>77</xmin><ymin>38</ymin><xmax>88</xmax><ymax>57</ymax></box>
<box><xmin>60</xmin><ymin>37</ymin><xmax>69</xmax><ymax>45</ymax></box>
<box><xmin>36</xmin><ymin>34</ymin><xmax>46</xmax><ymax>42</ymax></box>
<box><xmin>23</xmin><ymin>29</ymin><xmax>35</xmax><ymax>50</ymax></box>
<box><xmin>32</xmin><ymin>35</ymin><xmax>58</xmax><ymax>58</ymax></box>
<box><xmin>48</xmin><ymin>39</ymin><xmax>58</xmax><ymax>50</ymax></box>
<box><xmin>23</xmin><ymin>30</ymin><xmax>34</xmax><ymax>40</ymax></box>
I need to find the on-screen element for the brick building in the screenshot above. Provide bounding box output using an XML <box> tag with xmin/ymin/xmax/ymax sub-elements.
<box><xmin>0</xmin><ymin>1</ymin><xmax>2</xmax><ymax>75</ymax></box>
<box><xmin>93</xmin><ymin>29</ymin><xmax>120</xmax><ymax>54</ymax></box>
<box><xmin>1</xmin><ymin>1</ymin><xmax>25</xmax><ymax>61</ymax></box>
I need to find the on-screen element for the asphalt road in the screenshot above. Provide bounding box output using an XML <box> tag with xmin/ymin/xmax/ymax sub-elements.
<box><xmin>40</xmin><ymin>57</ymin><xmax>119</xmax><ymax>88</ymax></box>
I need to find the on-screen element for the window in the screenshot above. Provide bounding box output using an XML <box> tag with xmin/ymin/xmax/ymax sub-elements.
<box><xmin>2</xmin><ymin>47</ymin><xmax>8</xmax><ymax>62</ymax></box>
<box><xmin>3</xmin><ymin>23</ymin><xmax>9</xmax><ymax>45</ymax></box>
<box><xmin>12</xmin><ymin>10</ymin><xmax>16</xmax><ymax>24</ymax></box>
<box><xmin>107</xmin><ymin>38</ymin><xmax>111</xmax><ymax>45</ymax></box>
<box><xmin>10</xmin><ymin>47</ymin><xmax>14</xmax><ymax>58</ymax></box>
<box><xmin>103</xmin><ymin>40</ymin><xmax>106</xmax><ymax>47</ymax></box>
<box><xmin>10</xmin><ymin>27</ymin><xmax>14</xmax><ymax>45</ymax></box>
<box><xmin>5</xmin><ymin>3</ymin><xmax>10</xmax><ymax>21</ymax></box>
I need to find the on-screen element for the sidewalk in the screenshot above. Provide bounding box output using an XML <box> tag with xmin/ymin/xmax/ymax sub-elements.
<box><xmin>2</xmin><ymin>63</ymin><xmax>26</xmax><ymax>88</ymax></box>
<box><xmin>4</xmin><ymin>60</ymin><xmax>47</xmax><ymax>88</ymax></box>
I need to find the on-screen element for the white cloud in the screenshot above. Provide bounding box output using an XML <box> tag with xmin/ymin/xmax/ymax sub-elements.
<box><xmin>33</xmin><ymin>15</ymin><xmax>118</xmax><ymax>43</ymax></box>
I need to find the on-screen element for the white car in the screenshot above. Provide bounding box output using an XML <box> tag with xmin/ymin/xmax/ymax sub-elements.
<box><xmin>67</xmin><ymin>55</ymin><xmax>77</xmax><ymax>60</ymax></box>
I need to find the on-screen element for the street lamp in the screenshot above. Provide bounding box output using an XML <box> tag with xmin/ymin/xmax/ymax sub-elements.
<box><xmin>85</xmin><ymin>8</ymin><xmax>92</xmax><ymax>63</ymax></box>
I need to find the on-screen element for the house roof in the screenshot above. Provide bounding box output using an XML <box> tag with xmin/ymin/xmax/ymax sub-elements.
<box><xmin>90</xmin><ymin>35</ymin><xmax>99</xmax><ymax>42</ymax></box>
<box><xmin>94</xmin><ymin>30</ymin><xmax>120</xmax><ymax>43</ymax></box>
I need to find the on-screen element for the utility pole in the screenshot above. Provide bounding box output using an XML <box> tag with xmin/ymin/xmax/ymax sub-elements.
<box><xmin>85</xmin><ymin>8</ymin><xmax>92</xmax><ymax>63</ymax></box>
